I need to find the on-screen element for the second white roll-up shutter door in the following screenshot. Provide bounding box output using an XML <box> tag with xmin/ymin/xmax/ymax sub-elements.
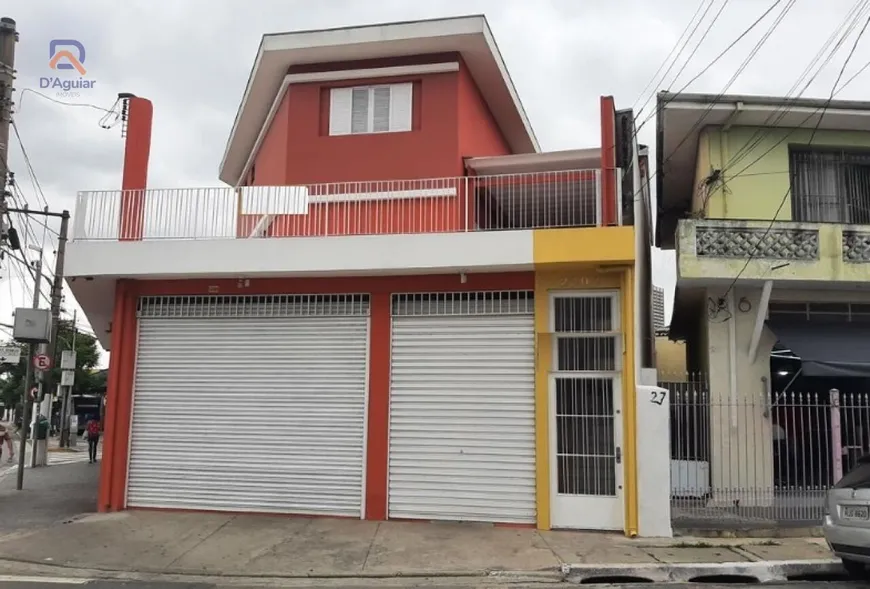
<box><xmin>388</xmin><ymin>291</ymin><xmax>536</xmax><ymax>523</ymax></box>
<box><xmin>126</xmin><ymin>294</ymin><xmax>369</xmax><ymax>516</ymax></box>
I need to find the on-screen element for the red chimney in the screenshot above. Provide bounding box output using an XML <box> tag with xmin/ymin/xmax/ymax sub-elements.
<box><xmin>118</xmin><ymin>96</ymin><xmax>153</xmax><ymax>240</ymax></box>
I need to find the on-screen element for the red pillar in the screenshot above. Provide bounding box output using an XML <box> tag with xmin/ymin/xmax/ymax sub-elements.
<box><xmin>109</xmin><ymin>286</ymin><xmax>138</xmax><ymax>509</ymax></box>
<box><xmin>600</xmin><ymin>96</ymin><xmax>618</xmax><ymax>226</ymax></box>
<box><xmin>119</xmin><ymin>97</ymin><xmax>153</xmax><ymax>241</ymax></box>
<box><xmin>97</xmin><ymin>280</ymin><xmax>139</xmax><ymax>511</ymax></box>
<box><xmin>365</xmin><ymin>292</ymin><xmax>391</xmax><ymax>520</ymax></box>
<box><xmin>97</xmin><ymin>282</ymin><xmax>126</xmax><ymax>512</ymax></box>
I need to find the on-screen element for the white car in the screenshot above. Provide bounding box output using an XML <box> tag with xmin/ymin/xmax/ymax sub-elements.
<box><xmin>824</xmin><ymin>455</ymin><xmax>870</xmax><ymax>579</ymax></box>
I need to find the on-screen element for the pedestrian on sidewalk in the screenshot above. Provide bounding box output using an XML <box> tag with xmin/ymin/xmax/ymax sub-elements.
<box><xmin>0</xmin><ymin>422</ymin><xmax>14</xmax><ymax>463</ymax></box>
<box><xmin>86</xmin><ymin>415</ymin><xmax>101</xmax><ymax>464</ymax></box>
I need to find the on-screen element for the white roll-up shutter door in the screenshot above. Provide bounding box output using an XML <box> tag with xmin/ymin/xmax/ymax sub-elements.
<box><xmin>388</xmin><ymin>291</ymin><xmax>536</xmax><ymax>523</ymax></box>
<box><xmin>127</xmin><ymin>294</ymin><xmax>369</xmax><ymax>516</ymax></box>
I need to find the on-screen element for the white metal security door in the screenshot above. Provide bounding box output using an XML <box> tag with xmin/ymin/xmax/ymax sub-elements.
<box><xmin>388</xmin><ymin>291</ymin><xmax>536</xmax><ymax>523</ymax></box>
<box><xmin>126</xmin><ymin>294</ymin><xmax>370</xmax><ymax>516</ymax></box>
<box><xmin>549</xmin><ymin>291</ymin><xmax>624</xmax><ymax>530</ymax></box>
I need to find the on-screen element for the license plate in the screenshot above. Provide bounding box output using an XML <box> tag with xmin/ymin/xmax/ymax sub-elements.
<box><xmin>843</xmin><ymin>505</ymin><xmax>870</xmax><ymax>520</ymax></box>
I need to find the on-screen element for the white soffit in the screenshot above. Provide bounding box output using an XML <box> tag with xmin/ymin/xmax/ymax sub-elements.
<box><xmin>220</xmin><ymin>15</ymin><xmax>540</xmax><ymax>186</ymax></box>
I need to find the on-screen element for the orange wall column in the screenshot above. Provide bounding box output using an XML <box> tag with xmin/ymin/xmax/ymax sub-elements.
<box><xmin>97</xmin><ymin>280</ymin><xmax>139</xmax><ymax>511</ymax></box>
<box><xmin>600</xmin><ymin>96</ymin><xmax>618</xmax><ymax>226</ymax></box>
<box><xmin>97</xmin><ymin>281</ymin><xmax>127</xmax><ymax>511</ymax></box>
<box><xmin>109</xmin><ymin>284</ymin><xmax>139</xmax><ymax>509</ymax></box>
<box><xmin>118</xmin><ymin>97</ymin><xmax>153</xmax><ymax>241</ymax></box>
<box><xmin>365</xmin><ymin>292</ymin><xmax>391</xmax><ymax>520</ymax></box>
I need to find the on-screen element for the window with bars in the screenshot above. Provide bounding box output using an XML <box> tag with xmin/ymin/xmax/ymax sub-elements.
<box><xmin>552</xmin><ymin>294</ymin><xmax>621</xmax><ymax>373</ymax></box>
<box><xmin>790</xmin><ymin>147</ymin><xmax>870</xmax><ymax>224</ymax></box>
<box><xmin>329</xmin><ymin>83</ymin><xmax>413</xmax><ymax>136</ymax></box>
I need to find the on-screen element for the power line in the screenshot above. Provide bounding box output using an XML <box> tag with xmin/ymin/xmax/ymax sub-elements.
<box><xmin>722</xmin><ymin>6</ymin><xmax>870</xmax><ymax>183</ymax></box>
<box><xmin>633</xmin><ymin>0</ymin><xmax>717</xmax><ymax>119</ymax></box>
<box><xmin>721</xmin><ymin>9</ymin><xmax>870</xmax><ymax>299</ymax></box>
<box><xmin>10</xmin><ymin>120</ymin><xmax>49</xmax><ymax>209</ymax></box>
<box><xmin>720</xmin><ymin>0</ymin><xmax>870</xmax><ymax>174</ymax></box>
<box><xmin>657</xmin><ymin>0</ymin><xmax>797</xmax><ymax>163</ymax></box>
<box><xmin>668</xmin><ymin>0</ymin><xmax>732</xmax><ymax>90</ymax></box>
<box><xmin>638</xmin><ymin>0</ymin><xmax>789</xmax><ymax>134</ymax></box>
<box><xmin>2</xmin><ymin>250</ymin><xmax>52</xmax><ymax>306</ymax></box>
<box><xmin>17</xmin><ymin>88</ymin><xmax>114</xmax><ymax>114</ymax></box>
<box><xmin>658</xmin><ymin>0</ymin><xmax>870</xmax><ymax>220</ymax></box>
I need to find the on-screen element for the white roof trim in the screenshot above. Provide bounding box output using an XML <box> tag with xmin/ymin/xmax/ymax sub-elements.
<box><xmin>220</xmin><ymin>16</ymin><xmax>539</xmax><ymax>185</ymax></box>
<box><xmin>236</xmin><ymin>62</ymin><xmax>460</xmax><ymax>188</ymax></box>
<box><xmin>664</xmin><ymin>99</ymin><xmax>870</xmax><ymax>120</ymax></box>
<box><xmin>466</xmin><ymin>148</ymin><xmax>600</xmax><ymax>174</ymax></box>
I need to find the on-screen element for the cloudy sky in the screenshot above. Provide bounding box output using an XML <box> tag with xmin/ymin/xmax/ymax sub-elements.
<box><xmin>2</xmin><ymin>0</ymin><xmax>869</xmax><ymax>361</ymax></box>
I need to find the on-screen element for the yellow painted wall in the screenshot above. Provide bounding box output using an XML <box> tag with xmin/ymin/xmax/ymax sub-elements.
<box><xmin>533</xmin><ymin>226</ymin><xmax>635</xmax><ymax>265</ymax></box>
<box><xmin>532</xmin><ymin>266</ymin><xmax>637</xmax><ymax>536</ymax></box>
<box><xmin>694</xmin><ymin>127</ymin><xmax>870</xmax><ymax>220</ymax></box>
<box><xmin>678</xmin><ymin>219</ymin><xmax>870</xmax><ymax>283</ymax></box>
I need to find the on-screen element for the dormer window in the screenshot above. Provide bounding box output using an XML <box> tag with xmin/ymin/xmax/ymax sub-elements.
<box><xmin>329</xmin><ymin>83</ymin><xmax>413</xmax><ymax>136</ymax></box>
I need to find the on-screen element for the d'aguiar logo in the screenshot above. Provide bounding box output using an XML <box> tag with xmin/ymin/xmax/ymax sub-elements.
<box><xmin>40</xmin><ymin>39</ymin><xmax>96</xmax><ymax>96</ymax></box>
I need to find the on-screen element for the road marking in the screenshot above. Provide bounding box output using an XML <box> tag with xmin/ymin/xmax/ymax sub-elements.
<box><xmin>0</xmin><ymin>452</ymin><xmax>97</xmax><ymax>480</ymax></box>
<box><xmin>0</xmin><ymin>574</ymin><xmax>91</xmax><ymax>584</ymax></box>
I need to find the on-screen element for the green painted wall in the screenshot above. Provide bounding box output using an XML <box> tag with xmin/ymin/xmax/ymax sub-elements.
<box><xmin>695</xmin><ymin>126</ymin><xmax>870</xmax><ymax>220</ymax></box>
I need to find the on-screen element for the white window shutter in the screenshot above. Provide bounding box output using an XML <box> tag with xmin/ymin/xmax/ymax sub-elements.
<box><xmin>351</xmin><ymin>88</ymin><xmax>370</xmax><ymax>134</ymax></box>
<box><xmin>389</xmin><ymin>83</ymin><xmax>413</xmax><ymax>132</ymax></box>
<box><xmin>371</xmin><ymin>87</ymin><xmax>392</xmax><ymax>133</ymax></box>
<box><xmin>329</xmin><ymin>88</ymin><xmax>352</xmax><ymax>136</ymax></box>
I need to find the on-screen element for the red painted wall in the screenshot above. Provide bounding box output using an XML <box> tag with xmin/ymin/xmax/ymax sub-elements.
<box><xmin>99</xmin><ymin>272</ymin><xmax>535</xmax><ymax>519</ymax></box>
<box><xmin>457</xmin><ymin>60</ymin><xmax>511</xmax><ymax>161</ymax></box>
<box><xmin>240</xmin><ymin>56</ymin><xmax>513</xmax><ymax>238</ymax></box>
<box><xmin>250</xmin><ymin>93</ymin><xmax>290</xmax><ymax>185</ymax></box>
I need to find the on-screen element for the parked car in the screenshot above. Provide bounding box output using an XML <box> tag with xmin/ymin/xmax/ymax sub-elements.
<box><xmin>823</xmin><ymin>455</ymin><xmax>870</xmax><ymax>578</ymax></box>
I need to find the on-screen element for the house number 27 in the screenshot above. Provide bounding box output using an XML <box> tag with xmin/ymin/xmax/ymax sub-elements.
<box><xmin>650</xmin><ymin>390</ymin><xmax>667</xmax><ymax>406</ymax></box>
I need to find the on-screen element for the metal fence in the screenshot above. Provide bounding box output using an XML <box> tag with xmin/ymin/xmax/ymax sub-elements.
<box><xmin>71</xmin><ymin>169</ymin><xmax>608</xmax><ymax>241</ymax></box>
<box><xmin>661</xmin><ymin>375</ymin><xmax>870</xmax><ymax>529</ymax></box>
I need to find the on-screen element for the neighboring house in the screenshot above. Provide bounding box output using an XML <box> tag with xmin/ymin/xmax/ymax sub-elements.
<box><xmin>652</xmin><ymin>285</ymin><xmax>665</xmax><ymax>330</ymax></box>
<box><xmin>66</xmin><ymin>16</ymin><xmax>658</xmax><ymax>535</ymax></box>
<box><xmin>655</xmin><ymin>328</ymin><xmax>687</xmax><ymax>380</ymax></box>
<box><xmin>656</xmin><ymin>92</ymin><xmax>870</xmax><ymax>506</ymax></box>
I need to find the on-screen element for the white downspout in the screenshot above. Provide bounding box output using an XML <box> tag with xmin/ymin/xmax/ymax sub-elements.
<box><xmin>728</xmin><ymin>290</ymin><xmax>739</xmax><ymax>429</ymax></box>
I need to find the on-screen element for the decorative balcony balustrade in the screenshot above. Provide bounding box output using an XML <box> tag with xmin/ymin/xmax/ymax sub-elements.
<box><xmin>72</xmin><ymin>169</ymin><xmax>614</xmax><ymax>241</ymax></box>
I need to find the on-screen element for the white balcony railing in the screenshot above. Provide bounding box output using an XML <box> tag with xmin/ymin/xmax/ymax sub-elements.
<box><xmin>72</xmin><ymin>169</ymin><xmax>613</xmax><ymax>242</ymax></box>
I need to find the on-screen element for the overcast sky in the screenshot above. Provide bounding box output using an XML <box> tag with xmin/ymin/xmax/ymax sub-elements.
<box><xmin>2</xmin><ymin>0</ymin><xmax>869</xmax><ymax>361</ymax></box>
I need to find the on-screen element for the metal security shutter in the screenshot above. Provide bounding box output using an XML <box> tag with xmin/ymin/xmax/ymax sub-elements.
<box><xmin>388</xmin><ymin>291</ymin><xmax>536</xmax><ymax>523</ymax></box>
<box><xmin>126</xmin><ymin>294</ymin><xmax>369</xmax><ymax>516</ymax></box>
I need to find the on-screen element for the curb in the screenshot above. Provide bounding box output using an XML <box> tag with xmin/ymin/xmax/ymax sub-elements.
<box><xmin>675</xmin><ymin>526</ymin><xmax>823</xmax><ymax>539</ymax></box>
<box><xmin>0</xmin><ymin>558</ymin><xmax>564</xmax><ymax>581</ymax></box>
<box><xmin>562</xmin><ymin>558</ymin><xmax>843</xmax><ymax>584</ymax></box>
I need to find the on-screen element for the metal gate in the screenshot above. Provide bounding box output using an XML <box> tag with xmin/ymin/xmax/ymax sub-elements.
<box><xmin>388</xmin><ymin>291</ymin><xmax>536</xmax><ymax>523</ymax></box>
<box><xmin>126</xmin><ymin>294</ymin><xmax>370</xmax><ymax>516</ymax></box>
<box><xmin>548</xmin><ymin>291</ymin><xmax>624</xmax><ymax>530</ymax></box>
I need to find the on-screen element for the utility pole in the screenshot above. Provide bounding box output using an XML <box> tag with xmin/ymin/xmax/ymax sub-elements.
<box><xmin>38</xmin><ymin>211</ymin><xmax>69</xmax><ymax>429</ymax></box>
<box><xmin>59</xmin><ymin>309</ymin><xmax>76</xmax><ymax>447</ymax></box>
<box><xmin>16</xmin><ymin>253</ymin><xmax>42</xmax><ymax>490</ymax></box>
<box><xmin>0</xmin><ymin>16</ymin><xmax>16</xmax><ymax>188</ymax></box>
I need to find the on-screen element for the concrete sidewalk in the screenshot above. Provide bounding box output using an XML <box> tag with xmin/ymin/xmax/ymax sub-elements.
<box><xmin>0</xmin><ymin>509</ymin><xmax>840</xmax><ymax>579</ymax></box>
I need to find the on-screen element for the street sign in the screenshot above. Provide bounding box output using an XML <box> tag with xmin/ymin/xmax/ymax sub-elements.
<box><xmin>60</xmin><ymin>350</ymin><xmax>77</xmax><ymax>370</ymax></box>
<box><xmin>0</xmin><ymin>345</ymin><xmax>21</xmax><ymax>364</ymax></box>
<box><xmin>33</xmin><ymin>354</ymin><xmax>52</xmax><ymax>371</ymax></box>
<box><xmin>61</xmin><ymin>371</ymin><xmax>75</xmax><ymax>387</ymax></box>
